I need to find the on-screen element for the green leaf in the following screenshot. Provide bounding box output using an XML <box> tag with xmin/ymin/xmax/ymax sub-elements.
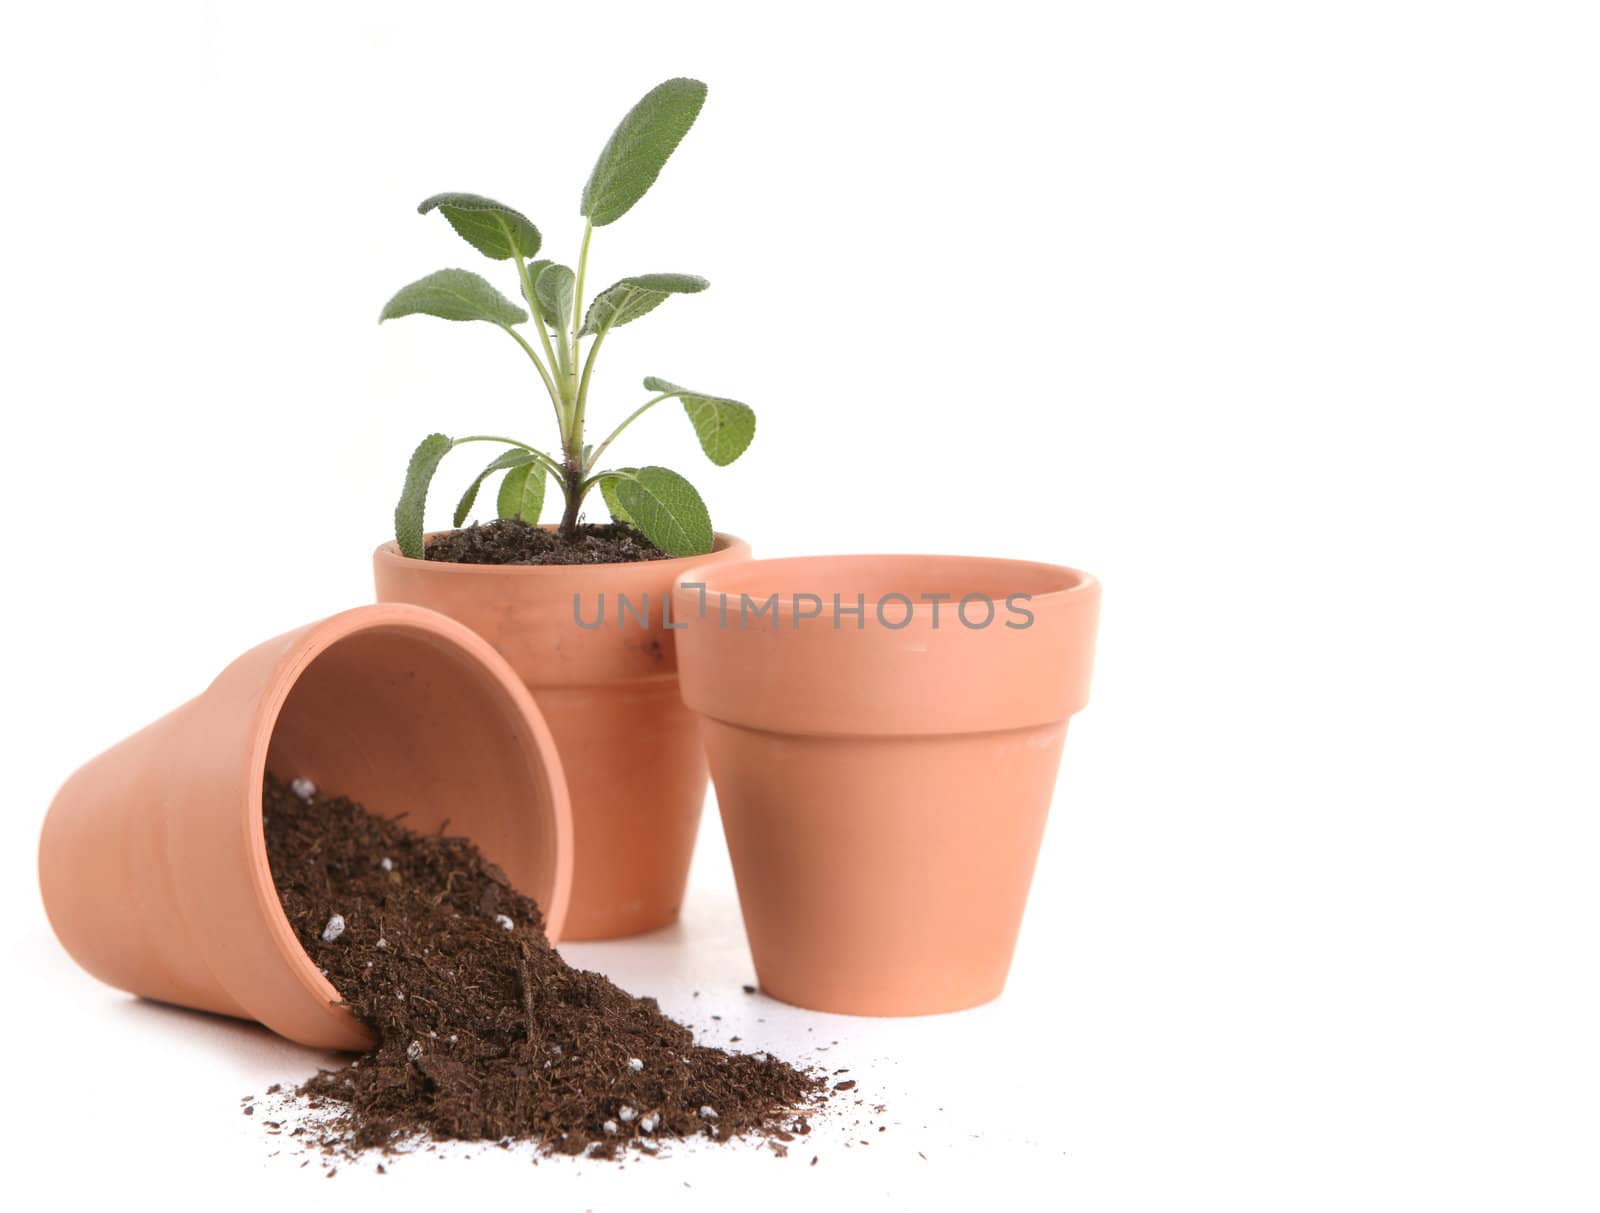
<box><xmin>581</xmin><ymin>78</ymin><xmax>708</xmax><ymax>227</ymax></box>
<box><xmin>534</xmin><ymin>263</ymin><xmax>575</xmax><ymax>331</ymax></box>
<box><xmin>418</xmin><ymin>193</ymin><xmax>541</xmax><ymax>261</ymax></box>
<box><xmin>454</xmin><ymin>447</ymin><xmax>540</xmax><ymax>527</ymax></box>
<box><xmin>497</xmin><ymin>462</ymin><xmax>546</xmax><ymax>522</ymax></box>
<box><xmin>597</xmin><ymin>469</ymin><xmax>638</xmax><ymax>526</ymax></box>
<box><xmin>395</xmin><ymin>433</ymin><xmax>454</xmax><ymax>558</ymax></box>
<box><xmin>521</xmin><ymin>259</ymin><xmax>550</xmax><ymax>313</ymax></box>
<box><xmin>380</xmin><ymin>269</ymin><xmax>528</xmax><ymax>325</ymax></box>
<box><xmin>613</xmin><ymin>466</ymin><xmax>713</xmax><ymax>556</ymax></box>
<box><xmin>579</xmin><ymin>273</ymin><xmax>708</xmax><ymax>336</ymax></box>
<box><xmin>644</xmin><ymin>376</ymin><xmax>756</xmax><ymax>466</ymax></box>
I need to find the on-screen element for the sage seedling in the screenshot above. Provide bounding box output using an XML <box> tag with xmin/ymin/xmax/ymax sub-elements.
<box><xmin>380</xmin><ymin>77</ymin><xmax>756</xmax><ymax>559</ymax></box>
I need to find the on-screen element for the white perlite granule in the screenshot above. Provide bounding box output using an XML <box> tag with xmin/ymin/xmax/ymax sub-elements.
<box><xmin>602</xmin><ymin>1120</ymin><xmax>618</xmax><ymax>1135</ymax></box>
<box><xmin>406</xmin><ymin>1041</ymin><xmax>423</xmax><ymax>1061</ymax></box>
<box><xmin>639</xmin><ymin>1112</ymin><xmax>660</xmax><ymax>1133</ymax></box>
<box><xmin>627</xmin><ymin>1057</ymin><xmax>644</xmax><ymax>1072</ymax></box>
<box><xmin>617</xmin><ymin>1105</ymin><xmax>638</xmax><ymax>1124</ymax></box>
<box><xmin>290</xmin><ymin>777</ymin><xmax>316</xmax><ymax>802</ymax></box>
<box><xmin>495</xmin><ymin>914</ymin><xmax>514</xmax><ymax>930</ymax></box>
<box><xmin>380</xmin><ymin>857</ymin><xmax>394</xmax><ymax>871</ymax></box>
<box><xmin>320</xmin><ymin>914</ymin><xmax>345</xmax><ymax>942</ymax></box>
<box><xmin>699</xmin><ymin>1105</ymin><xmax>719</xmax><ymax>1119</ymax></box>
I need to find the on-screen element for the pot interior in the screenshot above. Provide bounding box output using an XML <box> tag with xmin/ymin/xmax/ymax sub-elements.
<box><xmin>261</xmin><ymin>624</ymin><xmax>566</xmax><ymax>935</ymax></box>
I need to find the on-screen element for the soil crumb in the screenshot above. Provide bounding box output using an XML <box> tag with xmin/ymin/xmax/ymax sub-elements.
<box><xmin>423</xmin><ymin>519</ymin><xmax>669</xmax><ymax>566</ymax></box>
<box><xmin>263</xmin><ymin>773</ymin><xmax>821</xmax><ymax>1160</ymax></box>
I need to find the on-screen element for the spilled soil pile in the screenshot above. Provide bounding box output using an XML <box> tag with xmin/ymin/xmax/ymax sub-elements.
<box><xmin>424</xmin><ymin>519</ymin><xmax>668</xmax><ymax>565</ymax></box>
<box><xmin>263</xmin><ymin>774</ymin><xmax>820</xmax><ymax>1159</ymax></box>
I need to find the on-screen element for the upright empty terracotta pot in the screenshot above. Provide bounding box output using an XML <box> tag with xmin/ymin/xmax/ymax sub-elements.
<box><xmin>673</xmin><ymin>554</ymin><xmax>1100</xmax><ymax>1016</ymax></box>
<box><xmin>38</xmin><ymin>604</ymin><xmax>572</xmax><ymax>1050</ymax></box>
<box><xmin>374</xmin><ymin>532</ymin><xmax>751</xmax><ymax>939</ymax></box>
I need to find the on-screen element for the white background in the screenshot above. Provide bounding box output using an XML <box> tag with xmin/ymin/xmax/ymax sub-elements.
<box><xmin>1</xmin><ymin>1</ymin><xmax>1596</xmax><ymax>1209</ymax></box>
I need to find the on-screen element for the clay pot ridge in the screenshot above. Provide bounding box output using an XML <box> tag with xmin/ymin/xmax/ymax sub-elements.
<box><xmin>673</xmin><ymin>554</ymin><xmax>1099</xmax><ymax>739</ymax></box>
<box><xmin>679</xmin><ymin>552</ymin><xmax>1089</xmax><ymax>610</ymax></box>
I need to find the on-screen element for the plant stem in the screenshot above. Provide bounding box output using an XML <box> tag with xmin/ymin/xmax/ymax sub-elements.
<box><xmin>571</xmin><ymin>328</ymin><xmax>608</xmax><ymax>451</ymax></box>
<box><xmin>584</xmin><ymin>392</ymin><xmax>681</xmax><ymax>472</ymax></box>
<box><xmin>451</xmin><ymin>435</ymin><xmax>565</xmax><ymax>480</ymax></box>
<box><xmin>452</xmin><ymin>433</ymin><xmax>532</xmax><ymax>446</ymax></box>
<box><xmin>571</xmin><ymin>220</ymin><xmax>593</xmax><ymax>376</ymax></box>
<box><xmin>571</xmin><ymin>281</ymin><xmax>639</xmax><ymax>458</ymax></box>
<box><xmin>554</xmin><ymin>222</ymin><xmax>600</xmax><ymax>540</ymax></box>
<box><xmin>553</xmin><ymin>221</ymin><xmax>596</xmax><ymax>476</ymax></box>
<box><xmin>557</xmin><ymin>457</ymin><xmax>586</xmax><ymax>538</ymax></box>
<box><xmin>516</xmin><ymin>255</ymin><xmax>568</xmax><ymax>390</ymax></box>
<box><xmin>500</xmin><ymin>324</ymin><xmax>560</xmax><ymax>411</ymax></box>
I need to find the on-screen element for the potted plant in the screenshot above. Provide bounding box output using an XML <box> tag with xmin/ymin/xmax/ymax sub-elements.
<box><xmin>372</xmin><ymin>77</ymin><xmax>756</xmax><ymax>939</ymax></box>
<box><xmin>671</xmin><ymin>554</ymin><xmax>1101</xmax><ymax>1015</ymax></box>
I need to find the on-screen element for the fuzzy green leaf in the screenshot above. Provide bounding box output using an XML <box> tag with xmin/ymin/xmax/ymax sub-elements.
<box><xmin>597</xmin><ymin>469</ymin><xmax>638</xmax><ymax>526</ymax></box>
<box><xmin>581</xmin><ymin>78</ymin><xmax>708</xmax><ymax>227</ymax></box>
<box><xmin>395</xmin><ymin>433</ymin><xmax>454</xmax><ymax>558</ymax></box>
<box><xmin>380</xmin><ymin>269</ymin><xmax>528</xmax><ymax>325</ymax></box>
<box><xmin>454</xmin><ymin>447</ymin><xmax>540</xmax><ymax>527</ymax></box>
<box><xmin>521</xmin><ymin>259</ymin><xmax>550</xmax><ymax>315</ymax></box>
<box><xmin>497</xmin><ymin>462</ymin><xmax>546</xmax><ymax>522</ymax></box>
<box><xmin>418</xmin><ymin>193</ymin><xmax>542</xmax><ymax>261</ymax></box>
<box><xmin>613</xmin><ymin>466</ymin><xmax>712</xmax><ymax>556</ymax></box>
<box><xmin>535</xmin><ymin>263</ymin><xmax>575</xmax><ymax>331</ymax></box>
<box><xmin>644</xmin><ymin>376</ymin><xmax>756</xmax><ymax>466</ymax></box>
<box><xmin>579</xmin><ymin>273</ymin><xmax>708</xmax><ymax>336</ymax></box>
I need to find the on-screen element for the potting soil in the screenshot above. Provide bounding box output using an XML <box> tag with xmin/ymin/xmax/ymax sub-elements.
<box><xmin>261</xmin><ymin>773</ymin><xmax>821</xmax><ymax>1160</ymax></box>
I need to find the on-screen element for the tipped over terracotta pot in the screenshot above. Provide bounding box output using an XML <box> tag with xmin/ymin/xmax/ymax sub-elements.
<box><xmin>673</xmin><ymin>554</ymin><xmax>1100</xmax><ymax>1016</ymax></box>
<box><xmin>374</xmin><ymin>532</ymin><xmax>751</xmax><ymax>940</ymax></box>
<box><xmin>38</xmin><ymin>604</ymin><xmax>573</xmax><ymax>1050</ymax></box>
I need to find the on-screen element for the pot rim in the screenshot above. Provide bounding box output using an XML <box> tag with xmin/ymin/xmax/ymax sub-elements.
<box><xmin>669</xmin><ymin>554</ymin><xmax>1100</xmax><ymax>739</ymax></box>
<box><xmin>239</xmin><ymin>604</ymin><xmax>573</xmax><ymax>1040</ymax></box>
<box><xmin>373</xmin><ymin>530</ymin><xmax>747</xmax><ymax>575</ymax></box>
<box><xmin>670</xmin><ymin>552</ymin><xmax>1097</xmax><ymax>613</ymax></box>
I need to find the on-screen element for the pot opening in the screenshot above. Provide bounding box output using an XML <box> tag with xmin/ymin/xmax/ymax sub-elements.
<box><xmin>376</xmin><ymin>529</ymin><xmax>743</xmax><ymax>572</ymax></box>
<box><xmin>251</xmin><ymin>620</ymin><xmax>568</xmax><ymax>1012</ymax></box>
<box><xmin>680</xmin><ymin>554</ymin><xmax>1092</xmax><ymax>611</ymax></box>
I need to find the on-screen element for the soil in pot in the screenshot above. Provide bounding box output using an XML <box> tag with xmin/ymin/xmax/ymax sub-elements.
<box><xmin>261</xmin><ymin>773</ymin><xmax>821</xmax><ymax>1160</ymax></box>
<box><xmin>425</xmin><ymin>519</ymin><xmax>669</xmax><ymax>566</ymax></box>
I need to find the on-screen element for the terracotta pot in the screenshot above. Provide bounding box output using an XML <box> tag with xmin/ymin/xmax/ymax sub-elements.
<box><xmin>38</xmin><ymin>604</ymin><xmax>572</xmax><ymax>1050</ymax></box>
<box><xmin>374</xmin><ymin>532</ymin><xmax>751</xmax><ymax>940</ymax></box>
<box><xmin>672</xmin><ymin>554</ymin><xmax>1100</xmax><ymax>1016</ymax></box>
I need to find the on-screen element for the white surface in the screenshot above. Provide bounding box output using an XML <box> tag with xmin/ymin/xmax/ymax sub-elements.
<box><xmin>1</xmin><ymin>1</ymin><xmax>1597</xmax><ymax>1209</ymax></box>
